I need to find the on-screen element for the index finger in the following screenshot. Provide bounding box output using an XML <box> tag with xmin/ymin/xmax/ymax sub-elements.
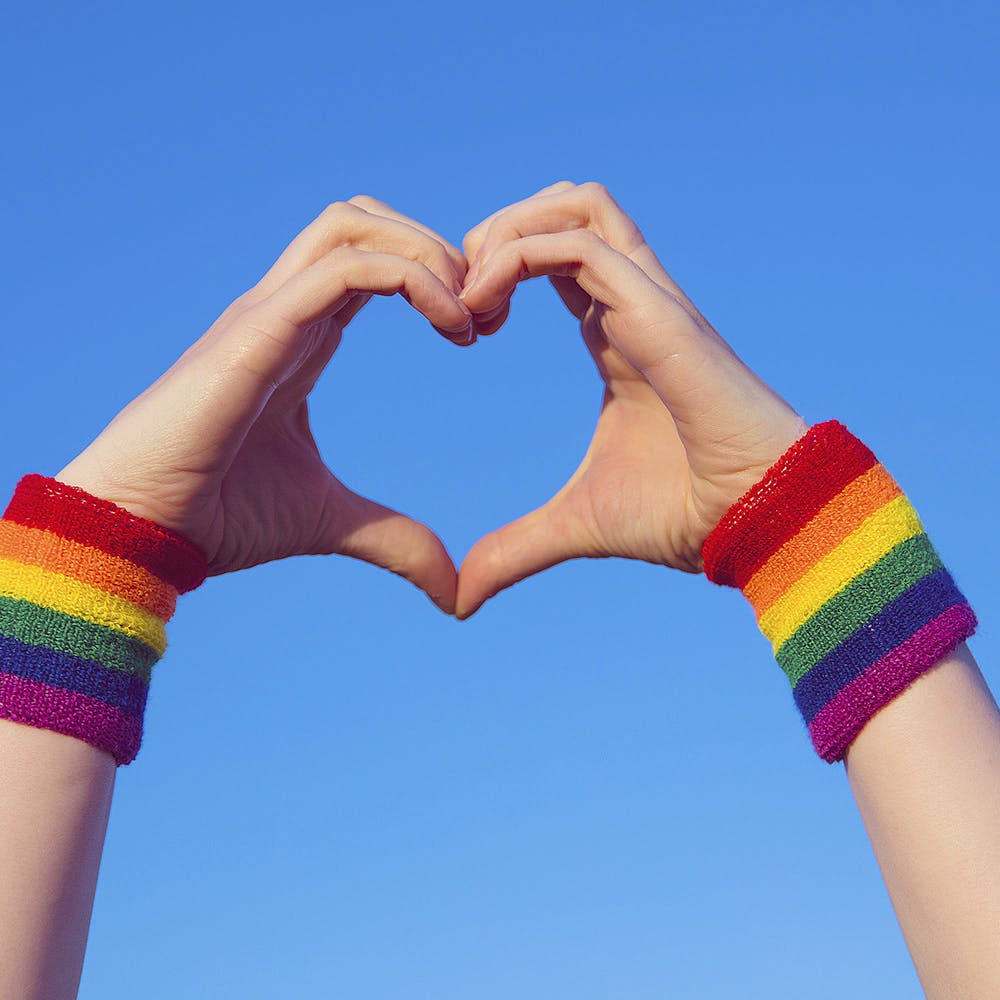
<box><xmin>348</xmin><ymin>195</ymin><xmax>468</xmax><ymax>281</ymax></box>
<box><xmin>462</xmin><ymin>181</ymin><xmax>577</xmax><ymax>262</ymax></box>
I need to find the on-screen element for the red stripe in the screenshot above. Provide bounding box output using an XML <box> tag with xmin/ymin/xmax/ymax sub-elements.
<box><xmin>3</xmin><ymin>476</ymin><xmax>207</xmax><ymax>594</ymax></box>
<box><xmin>701</xmin><ymin>422</ymin><xmax>877</xmax><ymax>590</ymax></box>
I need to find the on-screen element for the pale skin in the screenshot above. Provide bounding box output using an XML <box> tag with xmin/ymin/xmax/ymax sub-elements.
<box><xmin>0</xmin><ymin>185</ymin><xmax>996</xmax><ymax>998</ymax></box>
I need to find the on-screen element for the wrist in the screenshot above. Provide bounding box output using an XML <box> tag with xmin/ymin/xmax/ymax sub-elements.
<box><xmin>55</xmin><ymin>458</ymin><xmax>174</xmax><ymax>532</ymax></box>
<box><xmin>0</xmin><ymin>475</ymin><xmax>208</xmax><ymax>764</ymax></box>
<box><xmin>702</xmin><ymin>420</ymin><xmax>977</xmax><ymax>761</ymax></box>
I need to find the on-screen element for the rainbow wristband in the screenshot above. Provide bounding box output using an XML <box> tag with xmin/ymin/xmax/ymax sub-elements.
<box><xmin>702</xmin><ymin>421</ymin><xmax>977</xmax><ymax>762</ymax></box>
<box><xmin>0</xmin><ymin>475</ymin><xmax>207</xmax><ymax>765</ymax></box>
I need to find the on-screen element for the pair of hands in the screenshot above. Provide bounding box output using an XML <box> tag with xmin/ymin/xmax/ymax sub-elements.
<box><xmin>57</xmin><ymin>182</ymin><xmax>807</xmax><ymax>618</ymax></box>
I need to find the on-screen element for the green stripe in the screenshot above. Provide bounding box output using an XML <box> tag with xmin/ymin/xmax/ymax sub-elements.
<box><xmin>776</xmin><ymin>533</ymin><xmax>943</xmax><ymax>686</ymax></box>
<box><xmin>0</xmin><ymin>596</ymin><xmax>157</xmax><ymax>682</ymax></box>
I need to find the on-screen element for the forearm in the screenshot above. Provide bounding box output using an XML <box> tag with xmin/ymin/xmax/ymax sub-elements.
<box><xmin>845</xmin><ymin>643</ymin><xmax>1000</xmax><ymax>998</ymax></box>
<box><xmin>0</xmin><ymin>473</ymin><xmax>207</xmax><ymax>998</ymax></box>
<box><xmin>699</xmin><ymin>419</ymin><xmax>997</xmax><ymax>993</ymax></box>
<box><xmin>0</xmin><ymin>723</ymin><xmax>114</xmax><ymax>999</ymax></box>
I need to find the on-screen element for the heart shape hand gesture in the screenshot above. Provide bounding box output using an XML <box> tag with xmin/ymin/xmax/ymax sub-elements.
<box><xmin>56</xmin><ymin>183</ymin><xmax>807</xmax><ymax>616</ymax></box>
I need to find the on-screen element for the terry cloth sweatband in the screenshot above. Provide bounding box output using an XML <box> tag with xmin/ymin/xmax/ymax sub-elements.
<box><xmin>0</xmin><ymin>475</ymin><xmax>207</xmax><ymax>765</ymax></box>
<box><xmin>701</xmin><ymin>421</ymin><xmax>977</xmax><ymax>762</ymax></box>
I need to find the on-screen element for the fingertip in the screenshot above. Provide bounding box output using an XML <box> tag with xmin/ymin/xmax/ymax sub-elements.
<box><xmin>430</xmin><ymin>590</ymin><xmax>458</xmax><ymax>617</ymax></box>
<box><xmin>437</xmin><ymin>286</ymin><xmax>474</xmax><ymax>342</ymax></box>
<box><xmin>454</xmin><ymin>594</ymin><xmax>484</xmax><ymax>621</ymax></box>
<box><xmin>436</xmin><ymin>321</ymin><xmax>476</xmax><ymax>346</ymax></box>
<box><xmin>471</xmin><ymin>302</ymin><xmax>510</xmax><ymax>338</ymax></box>
<box><xmin>423</xmin><ymin>556</ymin><xmax>458</xmax><ymax>615</ymax></box>
<box><xmin>455</xmin><ymin>561</ymin><xmax>496</xmax><ymax>620</ymax></box>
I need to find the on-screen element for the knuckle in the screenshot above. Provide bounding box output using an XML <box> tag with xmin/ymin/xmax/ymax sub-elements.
<box><xmin>322</xmin><ymin>200</ymin><xmax>352</xmax><ymax>218</ymax></box>
<box><xmin>325</xmin><ymin>244</ymin><xmax>361</xmax><ymax>268</ymax></box>
<box><xmin>575</xmin><ymin>227</ymin><xmax>604</xmax><ymax>250</ymax></box>
<box><xmin>319</xmin><ymin>202</ymin><xmax>364</xmax><ymax>233</ymax></box>
<box><xmin>580</xmin><ymin>180</ymin><xmax>611</xmax><ymax>203</ymax></box>
<box><xmin>222</xmin><ymin>286</ymin><xmax>260</xmax><ymax>317</ymax></box>
<box><xmin>432</xmin><ymin>245</ymin><xmax>455</xmax><ymax>275</ymax></box>
<box><xmin>478</xmin><ymin>219</ymin><xmax>499</xmax><ymax>248</ymax></box>
<box><xmin>397</xmin><ymin>256</ymin><xmax>427</xmax><ymax>285</ymax></box>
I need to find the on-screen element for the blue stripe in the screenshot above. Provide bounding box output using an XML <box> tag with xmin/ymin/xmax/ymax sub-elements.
<box><xmin>0</xmin><ymin>633</ymin><xmax>147</xmax><ymax>714</ymax></box>
<box><xmin>793</xmin><ymin>569</ymin><xmax>965</xmax><ymax>724</ymax></box>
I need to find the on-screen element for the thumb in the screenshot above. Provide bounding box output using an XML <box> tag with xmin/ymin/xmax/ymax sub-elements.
<box><xmin>321</xmin><ymin>490</ymin><xmax>458</xmax><ymax>615</ymax></box>
<box><xmin>456</xmin><ymin>502</ymin><xmax>587</xmax><ymax>620</ymax></box>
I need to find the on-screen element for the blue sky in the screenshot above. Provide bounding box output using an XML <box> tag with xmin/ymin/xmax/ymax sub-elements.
<box><xmin>2</xmin><ymin>1</ymin><xmax>998</xmax><ymax>996</ymax></box>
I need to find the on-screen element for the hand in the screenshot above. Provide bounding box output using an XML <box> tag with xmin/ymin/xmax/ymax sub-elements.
<box><xmin>455</xmin><ymin>181</ymin><xmax>809</xmax><ymax>618</ymax></box>
<box><xmin>57</xmin><ymin>197</ymin><xmax>473</xmax><ymax>613</ymax></box>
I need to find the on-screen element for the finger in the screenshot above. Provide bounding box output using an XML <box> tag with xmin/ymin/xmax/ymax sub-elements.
<box><xmin>268</xmin><ymin>248</ymin><xmax>470</xmax><ymax>331</ymax></box>
<box><xmin>456</xmin><ymin>504</ymin><xmax>583</xmax><ymax>620</ymax></box>
<box><xmin>549</xmin><ymin>275</ymin><xmax>591</xmax><ymax>319</ymax></box>
<box><xmin>469</xmin><ymin>182</ymin><xmax>646</xmax><ymax>274</ymax></box>
<box><xmin>461</xmin><ymin>231</ymin><xmax>715</xmax><ymax>379</ymax></box>
<box><xmin>227</xmin><ymin>249</ymin><xmax>472</xmax><ymax>385</ymax></box>
<box><xmin>461</xmin><ymin>230</ymin><xmax>649</xmax><ymax>318</ymax></box>
<box><xmin>464</xmin><ymin>183</ymin><xmax>689</xmax><ymax>307</ymax></box>
<box><xmin>462</xmin><ymin>181</ymin><xmax>577</xmax><ymax>264</ymax></box>
<box><xmin>471</xmin><ymin>301</ymin><xmax>511</xmax><ymax>339</ymax></box>
<box><xmin>468</xmin><ymin>296</ymin><xmax>512</xmax><ymax>338</ymax></box>
<box><xmin>347</xmin><ymin>195</ymin><xmax>467</xmax><ymax>282</ymax></box>
<box><xmin>324</xmin><ymin>491</ymin><xmax>458</xmax><ymax>615</ymax></box>
<box><xmin>256</xmin><ymin>200</ymin><xmax>466</xmax><ymax>297</ymax></box>
<box><xmin>329</xmin><ymin>291</ymin><xmax>372</xmax><ymax>330</ymax></box>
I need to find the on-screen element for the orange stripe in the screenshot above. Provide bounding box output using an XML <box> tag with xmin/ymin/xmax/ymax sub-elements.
<box><xmin>744</xmin><ymin>464</ymin><xmax>902</xmax><ymax>615</ymax></box>
<box><xmin>0</xmin><ymin>521</ymin><xmax>176</xmax><ymax>620</ymax></box>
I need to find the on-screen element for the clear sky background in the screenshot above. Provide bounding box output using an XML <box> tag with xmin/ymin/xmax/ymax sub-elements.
<box><xmin>2</xmin><ymin>2</ymin><xmax>998</xmax><ymax>997</ymax></box>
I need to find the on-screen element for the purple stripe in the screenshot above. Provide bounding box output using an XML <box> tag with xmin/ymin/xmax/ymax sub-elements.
<box><xmin>0</xmin><ymin>633</ymin><xmax>148</xmax><ymax>714</ymax></box>
<box><xmin>808</xmin><ymin>604</ymin><xmax>977</xmax><ymax>762</ymax></box>
<box><xmin>793</xmin><ymin>568</ymin><xmax>960</xmax><ymax>723</ymax></box>
<box><xmin>0</xmin><ymin>671</ymin><xmax>142</xmax><ymax>765</ymax></box>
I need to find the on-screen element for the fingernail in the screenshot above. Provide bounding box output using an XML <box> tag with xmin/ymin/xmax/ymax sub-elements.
<box><xmin>463</xmin><ymin>258</ymin><xmax>481</xmax><ymax>293</ymax></box>
<box><xmin>442</xmin><ymin>320</ymin><xmax>475</xmax><ymax>345</ymax></box>
<box><xmin>443</xmin><ymin>304</ymin><xmax>471</xmax><ymax>334</ymax></box>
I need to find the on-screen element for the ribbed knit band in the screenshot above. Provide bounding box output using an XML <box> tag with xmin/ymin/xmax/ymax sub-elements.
<box><xmin>702</xmin><ymin>421</ymin><xmax>977</xmax><ymax>762</ymax></box>
<box><xmin>0</xmin><ymin>475</ymin><xmax>208</xmax><ymax>765</ymax></box>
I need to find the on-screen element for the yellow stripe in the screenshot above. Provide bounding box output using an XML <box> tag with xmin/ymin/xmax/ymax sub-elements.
<box><xmin>758</xmin><ymin>494</ymin><xmax>923</xmax><ymax>648</ymax></box>
<box><xmin>0</xmin><ymin>521</ymin><xmax>177</xmax><ymax>619</ymax></box>
<box><xmin>0</xmin><ymin>558</ymin><xmax>166</xmax><ymax>654</ymax></box>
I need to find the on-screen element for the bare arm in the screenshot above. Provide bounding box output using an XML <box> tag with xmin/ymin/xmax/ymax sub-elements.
<box><xmin>0</xmin><ymin>729</ymin><xmax>113</xmax><ymax>999</ymax></box>
<box><xmin>846</xmin><ymin>644</ymin><xmax>1000</xmax><ymax>998</ymax></box>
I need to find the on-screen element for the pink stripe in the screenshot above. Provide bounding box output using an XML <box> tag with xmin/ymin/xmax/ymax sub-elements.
<box><xmin>0</xmin><ymin>671</ymin><xmax>141</xmax><ymax>765</ymax></box>
<box><xmin>808</xmin><ymin>603</ymin><xmax>977</xmax><ymax>762</ymax></box>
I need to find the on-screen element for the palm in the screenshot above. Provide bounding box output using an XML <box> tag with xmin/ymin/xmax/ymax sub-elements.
<box><xmin>570</xmin><ymin>297</ymin><xmax>807</xmax><ymax>574</ymax></box>
<box><xmin>166</xmin><ymin>314</ymin><xmax>352</xmax><ymax>574</ymax></box>
<box><xmin>545</xmin><ymin>314</ymin><xmax>707</xmax><ymax>573</ymax></box>
<box><xmin>197</xmin><ymin>398</ymin><xmax>342</xmax><ymax>575</ymax></box>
